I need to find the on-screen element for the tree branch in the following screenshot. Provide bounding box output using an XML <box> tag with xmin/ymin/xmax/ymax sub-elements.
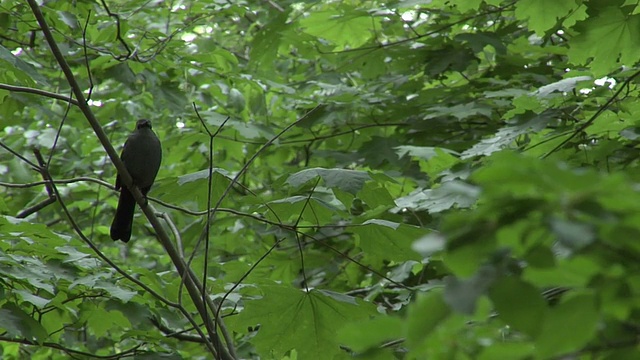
<box><xmin>0</xmin><ymin>83</ymin><xmax>79</xmax><ymax>105</ymax></box>
<box><xmin>25</xmin><ymin>1</ymin><xmax>232</xmax><ymax>358</ymax></box>
<box><xmin>0</xmin><ymin>335</ymin><xmax>143</xmax><ymax>359</ymax></box>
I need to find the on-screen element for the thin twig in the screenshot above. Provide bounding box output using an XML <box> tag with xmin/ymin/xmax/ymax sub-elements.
<box><xmin>159</xmin><ymin>211</ymin><xmax>184</xmax><ymax>257</ymax></box>
<box><xmin>0</xmin><ymin>83</ymin><xmax>79</xmax><ymax>105</ymax></box>
<box><xmin>191</xmin><ymin>106</ymin><xmax>236</xmax><ymax>358</ymax></box>
<box><xmin>0</xmin><ymin>335</ymin><xmax>143</xmax><ymax>359</ymax></box>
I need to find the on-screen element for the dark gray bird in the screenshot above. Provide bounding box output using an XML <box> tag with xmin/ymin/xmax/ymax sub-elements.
<box><xmin>110</xmin><ymin>119</ymin><xmax>162</xmax><ymax>242</ymax></box>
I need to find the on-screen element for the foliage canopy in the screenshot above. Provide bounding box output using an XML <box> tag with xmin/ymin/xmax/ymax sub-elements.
<box><xmin>1</xmin><ymin>0</ymin><xmax>640</xmax><ymax>359</ymax></box>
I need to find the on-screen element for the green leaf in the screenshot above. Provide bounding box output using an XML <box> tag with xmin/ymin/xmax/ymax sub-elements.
<box><xmin>357</xmin><ymin>182</ymin><xmax>394</xmax><ymax>210</ymax></box>
<box><xmin>0</xmin><ymin>303</ymin><xmax>48</xmax><ymax>343</ymax></box>
<box><xmin>151</xmin><ymin>82</ymin><xmax>189</xmax><ymax>113</ymax></box>
<box><xmin>352</xmin><ymin>220</ymin><xmax>424</xmax><ymax>265</ymax></box>
<box><xmin>532</xmin><ymin>76</ymin><xmax>592</xmax><ymax>98</ymax></box>
<box><xmin>412</xmin><ymin>233</ymin><xmax>445</xmax><ymax>257</ymax></box>
<box><xmin>0</xmin><ymin>45</ymin><xmax>48</xmax><ymax>85</ymax></box>
<box><xmin>230</xmin><ymin>285</ymin><xmax>377</xmax><ymax>359</ymax></box>
<box><xmin>395</xmin><ymin>146</ymin><xmax>459</xmax><ymax>159</ymax></box>
<box><xmin>299</xmin><ymin>9</ymin><xmax>378</xmax><ymax>49</ymax></box>
<box><xmin>424</xmin><ymin>47</ymin><xmax>479</xmax><ymax>76</ymax></box>
<box><xmin>443</xmin><ymin>266</ymin><xmax>498</xmax><ymax>314</ymax></box>
<box><xmin>425</xmin><ymin>102</ymin><xmax>491</xmax><ymax>121</ymax></box>
<box><xmin>227</xmin><ymin>88</ymin><xmax>246</xmax><ymax>113</ymax></box>
<box><xmin>549</xmin><ymin>217</ymin><xmax>595</xmax><ymax>251</ymax></box>
<box><xmin>87</xmin><ymin>307</ymin><xmax>109</xmax><ymax>338</ymax></box>
<box><xmin>569</xmin><ymin>7</ymin><xmax>640</xmax><ymax>75</ymax></box>
<box><xmin>15</xmin><ymin>289</ymin><xmax>51</xmax><ymax>308</ymax></box>
<box><xmin>585</xmin><ymin>110</ymin><xmax>627</xmax><ymax>137</ymax></box>
<box><xmin>250</xmin><ymin>11</ymin><xmax>288</xmax><ymax>72</ymax></box>
<box><xmin>461</xmin><ymin>112</ymin><xmax>552</xmax><ymax>158</ymax></box>
<box><xmin>489</xmin><ymin>277</ymin><xmax>546</xmax><ymax>338</ymax></box>
<box><xmin>396</xmin><ymin>146</ymin><xmax>460</xmax><ymax>178</ymax></box>
<box><xmin>479</xmin><ymin>342</ymin><xmax>535</xmax><ymax>360</ymax></box>
<box><xmin>405</xmin><ymin>290</ymin><xmax>451</xmax><ymax>348</ymax></box>
<box><xmin>514</xmin><ymin>0</ymin><xmax>581</xmax><ymax>35</ymax></box>
<box><xmin>337</xmin><ymin>316</ymin><xmax>403</xmax><ymax>352</ymax></box>
<box><xmin>164</xmin><ymin>169</ymin><xmax>234</xmax><ymax>210</ymax></box>
<box><xmin>535</xmin><ymin>294</ymin><xmax>599</xmax><ymax>357</ymax></box>
<box><xmin>225</xmin><ymin>119</ymin><xmax>276</xmax><ymax>140</ymax></box>
<box><xmin>267</xmin><ymin>196</ymin><xmax>339</xmax><ymax>224</ymax></box>
<box><xmin>394</xmin><ymin>181</ymin><xmax>480</xmax><ymax>213</ymax></box>
<box><xmin>56</xmin><ymin>10</ymin><xmax>78</xmax><ymax>29</ymax></box>
<box><xmin>286</xmin><ymin>168</ymin><xmax>371</xmax><ymax>195</ymax></box>
<box><xmin>94</xmin><ymin>281</ymin><xmax>137</xmax><ymax>302</ymax></box>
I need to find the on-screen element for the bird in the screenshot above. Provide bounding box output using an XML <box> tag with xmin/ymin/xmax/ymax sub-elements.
<box><xmin>110</xmin><ymin>119</ymin><xmax>162</xmax><ymax>242</ymax></box>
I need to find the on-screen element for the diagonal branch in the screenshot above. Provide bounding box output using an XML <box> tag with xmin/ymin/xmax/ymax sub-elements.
<box><xmin>25</xmin><ymin>2</ymin><xmax>232</xmax><ymax>358</ymax></box>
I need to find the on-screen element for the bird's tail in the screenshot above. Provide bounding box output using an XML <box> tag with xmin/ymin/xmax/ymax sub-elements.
<box><xmin>110</xmin><ymin>188</ymin><xmax>135</xmax><ymax>242</ymax></box>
